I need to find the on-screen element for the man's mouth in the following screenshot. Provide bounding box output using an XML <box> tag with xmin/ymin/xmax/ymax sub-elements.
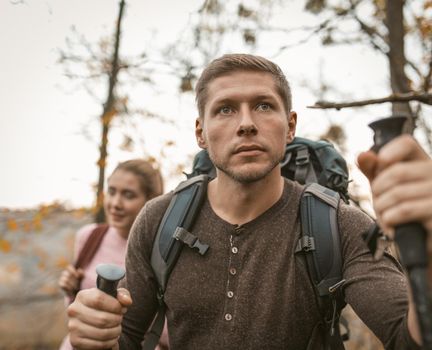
<box><xmin>234</xmin><ymin>144</ymin><xmax>265</xmax><ymax>155</ymax></box>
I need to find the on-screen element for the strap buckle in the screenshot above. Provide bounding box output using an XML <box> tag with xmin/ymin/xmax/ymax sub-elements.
<box><xmin>295</xmin><ymin>147</ymin><xmax>310</xmax><ymax>166</ymax></box>
<box><xmin>295</xmin><ymin>235</ymin><xmax>316</xmax><ymax>253</ymax></box>
<box><xmin>325</xmin><ymin>279</ymin><xmax>346</xmax><ymax>337</ymax></box>
<box><xmin>174</xmin><ymin>227</ymin><xmax>209</xmax><ymax>255</ymax></box>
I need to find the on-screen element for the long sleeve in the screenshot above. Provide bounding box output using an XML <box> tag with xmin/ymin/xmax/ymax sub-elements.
<box><xmin>119</xmin><ymin>193</ymin><xmax>173</xmax><ymax>349</ymax></box>
<box><xmin>338</xmin><ymin>203</ymin><xmax>420</xmax><ymax>350</ymax></box>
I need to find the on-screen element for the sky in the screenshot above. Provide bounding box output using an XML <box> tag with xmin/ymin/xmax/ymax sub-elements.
<box><xmin>0</xmin><ymin>0</ymin><xmax>392</xmax><ymax>209</ymax></box>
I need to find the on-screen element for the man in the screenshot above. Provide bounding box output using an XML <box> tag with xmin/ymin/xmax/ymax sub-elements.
<box><xmin>67</xmin><ymin>54</ymin><xmax>432</xmax><ymax>349</ymax></box>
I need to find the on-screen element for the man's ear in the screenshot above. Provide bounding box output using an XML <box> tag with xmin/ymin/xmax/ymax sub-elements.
<box><xmin>286</xmin><ymin>111</ymin><xmax>297</xmax><ymax>143</ymax></box>
<box><xmin>195</xmin><ymin>117</ymin><xmax>207</xmax><ymax>149</ymax></box>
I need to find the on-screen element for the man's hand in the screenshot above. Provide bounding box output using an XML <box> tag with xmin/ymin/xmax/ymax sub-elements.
<box><xmin>68</xmin><ymin>287</ymin><xmax>133</xmax><ymax>350</ymax></box>
<box><xmin>59</xmin><ymin>264</ymin><xmax>84</xmax><ymax>297</ymax></box>
<box><xmin>358</xmin><ymin>134</ymin><xmax>432</xmax><ymax>345</ymax></box>
<box><xmin>358</xmin><ymin>134</ymin><xmax>432</xmax><ymax>239</ymax></box>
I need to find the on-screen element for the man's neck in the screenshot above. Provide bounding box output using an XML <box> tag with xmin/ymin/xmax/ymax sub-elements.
<box><xmin>207</xmin><ymin>168</ymin><xmax>284</xmax><ymax>226</ymax></box>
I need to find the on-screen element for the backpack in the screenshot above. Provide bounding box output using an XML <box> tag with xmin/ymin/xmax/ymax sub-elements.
<box><xmin>142</xmin><ymin>137</ymin><xmax>350</xmax><ymax>350</ymax></box>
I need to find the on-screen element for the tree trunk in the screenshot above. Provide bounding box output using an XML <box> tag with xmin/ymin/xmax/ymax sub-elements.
<box><xmin>95</xmin><ymin>0</ymin><xmax>126</xmax><ymax>223</ymax></box>
<box><xmin>385</xmin><ymin>0</ymin><xmax>415</xmax><ymax>132</ymax></box>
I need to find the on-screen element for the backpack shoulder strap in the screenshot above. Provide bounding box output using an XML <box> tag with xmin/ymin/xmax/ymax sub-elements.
<box><xmin>143</xmin><ymin>175</ymin><xmax>210</xmax><ymax>350</ymax></box>
<box><xmin>297</xmin><ymin>183</ymin><xmax>347</xmax><ymax>349</ymax></box>
<box><xmin>74</xmin><ymin>223</ymin><xmax>110</xmax><ymax>270</ymax></box>
<box><xmin>150</xmin><ymin>174</ymin><xmax>210</xmax><ymax>290</ymax></box>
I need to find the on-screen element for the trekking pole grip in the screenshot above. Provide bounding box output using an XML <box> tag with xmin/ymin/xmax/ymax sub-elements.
<box><xmin>369</xmin><ymin>116</ymin><xmax>432</xmax><ymax>349</ymax></box>
<box><xmin>96</xmin><ymin>263</ymin><xmax>126</xmax><ymax>298</ymax></box>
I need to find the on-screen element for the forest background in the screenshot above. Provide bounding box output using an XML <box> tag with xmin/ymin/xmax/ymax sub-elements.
<box><xmin>1</xmin><ymin>0</ymin><xmax>431</xmax><ymax>349</ymax></box>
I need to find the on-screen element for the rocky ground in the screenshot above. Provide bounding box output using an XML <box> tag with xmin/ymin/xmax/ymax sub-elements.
<box><xmin>0</xmin><ymin>205</ymin><xmax>382</xmax><ymax>350</ymax></box>
<box><xmin>0</xmin><ymin>205</ymin><xmax>91</xmax><ymax>350</ymax></box>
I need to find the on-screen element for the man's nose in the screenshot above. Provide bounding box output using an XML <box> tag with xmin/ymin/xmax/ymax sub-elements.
<box><xmin>237</xmin><ymin>107</ymin><xmax>258</xmax><ymax>136</ymax></box>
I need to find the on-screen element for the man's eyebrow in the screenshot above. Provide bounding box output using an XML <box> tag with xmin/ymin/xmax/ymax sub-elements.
<box><xmin>252</xmin><ymin>93</ymin><xmax>278</xmax><ymax>101</ymax></box>
<box><xmin>212</xmin><ymin>93</ymin><xmax>278</xmax><ymax>104</ymax></box>
<box><xmin>211</xmin><ymin>98</ymin><xmax>235</xmax><ymax>105</ymax></box>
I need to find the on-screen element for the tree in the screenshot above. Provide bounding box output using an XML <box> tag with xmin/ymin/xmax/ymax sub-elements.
<box><xmin>303</xmin><ymin>0</ymin><xmax>432</xmax><ymax>135</ymax></box>
<box><xmin>58</xmin><ymin>0</ymin><xmax>164</xmax><ymax>222</ymax></box>
<box><xmin>94</xmin><ymin>0</ymin><xmax>125</xmax><ymax>223</ymax></box>
<box><xmin>165</xmin><ymin>0</ymin><xmax>432</xmax><ymax>149</ymax></box>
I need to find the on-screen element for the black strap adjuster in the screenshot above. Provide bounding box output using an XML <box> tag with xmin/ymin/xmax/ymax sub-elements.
<box><xmin>295</xmin><ymin>235</ymin><xmax>316</xmax><ymax>253</ymax></box>
<box><xmin>295</xmin><ymin>147</ymin><xmax>310</xmax><ymax>166</ymax></box>
<box><xmin>174</xmin><ymin>227</ymin><xmax>209</xmax><ymax>255</ymax></box>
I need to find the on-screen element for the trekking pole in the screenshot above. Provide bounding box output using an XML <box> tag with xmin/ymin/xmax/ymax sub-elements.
<box><xmin>369</xmin><ymin>115</ymin><xmax>432</xmax><ymax>350</ymax></box>
<box><xmin>96</xmin><ymin>263</ymin><xmax>126</xmax><ymax>298</ymax></box>
<box><xmin>96</xmin><ymin>263</ymin><xmax>126</xmax><ymax>350</ymax></box>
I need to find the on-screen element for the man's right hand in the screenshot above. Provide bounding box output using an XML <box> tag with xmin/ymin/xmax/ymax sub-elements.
<box><xmin>68</xmin><ymin>287</ymin><xmax>133</xmax><ymax>350</ymax></box>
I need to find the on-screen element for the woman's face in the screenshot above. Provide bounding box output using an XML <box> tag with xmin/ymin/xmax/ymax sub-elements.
<box><xmin>104</xmin><ymin>169</ymin><xmax>147</xmax><ymax>238</ymax></box>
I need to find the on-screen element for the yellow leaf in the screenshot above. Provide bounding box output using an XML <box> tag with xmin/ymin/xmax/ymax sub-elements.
<box><xmin>33</xmin><ymin>214</ymin><xmax>43</xmax><ymax>231</ymax></box>
<box><xmin>39</xmin><ymin>284</ymin><xmax>58</xmax><ymax>295</ymax></box>
<box><xmin>146</xmin><ymin>156</ymin><xmax>156</xmax><ymax>164</ymax></box>
<box><xmin>6</xmin><ymin>262</ymin><xmax>19</xmax><ymax>273</ymax></box>
<box><xmin>6</xmin><ymin>219</ymin><xmax>18</xmax><ymax>231</ymax></box>
<box><xmin>165</xmin><ymin>140</ymin><xmax>175</xmax><ymax>147</ymax></box>
<box><xmin>23</xmin><ymin>222</ymin><xmax>32</xmax><ymax>232</ymax></box>
<box><xmin>56</xmin><ymin>256</ymin><xmax>70</xmax><ymax>269</ymax></box>
<box><xmin>0</xmin><ymin>239</ymin><xmax>11</xmax><ymax>253</ymax></box>
<box><xmin>102</xmin><ymin>108</ymin><xmax>117</xmax><ymax>126</ymax></box>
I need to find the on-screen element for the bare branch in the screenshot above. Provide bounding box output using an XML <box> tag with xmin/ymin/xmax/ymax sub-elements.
<box><xmin>309</xmin><ymin>92</ymin><xmax>432</xmax><ymax>110</ymax></box>
<box><xmin>271</xmin><ymin>19</ymin><xmax>332</xmax><ymax>56</ymax></box>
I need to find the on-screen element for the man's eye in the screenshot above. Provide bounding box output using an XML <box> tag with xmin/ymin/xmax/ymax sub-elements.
<box><xmin>257</xmin><ymin>103</ymin><xmax>271</xmax><ymax>112</ymax></box>
<box><xmin>219</xmin><ymin>106</ymin><xmax>233</xmax><ymax>115</ymax></box>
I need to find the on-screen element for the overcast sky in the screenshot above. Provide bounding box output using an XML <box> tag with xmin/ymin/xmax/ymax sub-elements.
<box><xmin>0</xmin><ymin>0</ymin><xmax>391</xmax><ymax>209</ymax></box>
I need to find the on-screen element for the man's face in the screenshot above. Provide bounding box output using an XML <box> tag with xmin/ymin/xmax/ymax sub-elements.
<box><xmin>195</xmin><ymin>70</ymin><xmax>296</xmax><ymax>183</ymax></box>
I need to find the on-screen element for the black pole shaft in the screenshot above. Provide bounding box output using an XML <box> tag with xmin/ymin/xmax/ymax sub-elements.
<box><xmin>394</xmin><ymin>223</ymin><xmax>432</xmax><ymax>349</ymax></box>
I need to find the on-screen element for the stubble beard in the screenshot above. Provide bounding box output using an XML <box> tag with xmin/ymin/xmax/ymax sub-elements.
<box><xmin>209</xmin><ymin>150</ymin><xmax>285</xmax><ymax>184</ymax></box>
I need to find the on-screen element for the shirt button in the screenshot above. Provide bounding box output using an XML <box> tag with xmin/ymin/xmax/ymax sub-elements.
<box><xmin>229</xmin><ymin>267</ymin><xmax>237</xmax><ymax>275</ymax></box>
<box><xmin>231</xmin><ymin>247</ymin><xmax>238</xmax><ymax>254</ymax></box>
<box><xmin>227</xmin><ymin>291</ymin><xmax>234</xmax><ymax>298</ymax></box>
<box><xmin>225</xmin><ymin>313</ymin><xmax>233</xmax><ymax>321</ymax></box>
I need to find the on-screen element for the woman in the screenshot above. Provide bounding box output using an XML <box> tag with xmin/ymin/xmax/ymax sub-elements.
<box><xmin>58</xmin><ymin>159</ymin><xmax>164</xmax><ymax>350</ymax></box>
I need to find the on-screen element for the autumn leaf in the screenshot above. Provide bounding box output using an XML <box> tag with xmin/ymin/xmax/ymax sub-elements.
<box><xmin>175</xmin><ymin>164</ymin><xmax>186</xmax><ymax>175</ymax></box>
<box><xmin>6</xmin><ymin>219</ymin><xmax>18</xmax><ymax>231</ymax></box>
<box><xmin>146</xmin><ymin>156</ymin><xmax>157</xmax><ymax>164</ymax></box>
<box><xmin>23</xmin><ymin>221</ymin><xmax>32</xmax><ymax>232</ymax></box>
<box><xmin>97</xmin><ymin>158</ymin><xmax>106</xmax><ymax>168</ymax></box>
<box><xmin>120</xmin><ymin>135</ymin><xmax>134</xmax><ymax>151</ymax></box>
<box><xmin>165</xmin><ymin>140</ymin><xmax>175</xmax><ymax>147</ymax></box>
<box><xmin>38</xmin><ymin>204</ymin><xmax>50</xmax><ymax>217</ymax></box>
<box><xmin>72</xmin><ymin>207</ymin><xmax>90</xmax><ymax>218</ymax></box>
<box><xmin>56</xmin><ymin>256</ymin><xmax>70</xmax><ymax>269</ymax></box>
<box><xmin>33</xmin><ymin>213</ymin><xmax>43</xmax><ymax>231</ymax></box>
<box><xmin>39</xmin><ymin>284</ymin><xmax>58</xmax><ymax>295</ymax></box>
<box><xmin>6</xmin><ymin>262</ymin><xmax>19</xmax><ymax>273</ymax></box>
<box><xmin>0</xmin><ymin>239</ymin><xmax>12</xmax><ymax>253</ymax></box>
<box><xmin>101</xmin><ymin>108</ymin><xmax>117</xmax><ymax>126</ymax></box>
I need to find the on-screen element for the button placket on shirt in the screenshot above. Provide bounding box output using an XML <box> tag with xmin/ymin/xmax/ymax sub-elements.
<box><xmin>223</xmin><ymin>226</ymin><xmax>243</xmax><ymax>323</ymax></box>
